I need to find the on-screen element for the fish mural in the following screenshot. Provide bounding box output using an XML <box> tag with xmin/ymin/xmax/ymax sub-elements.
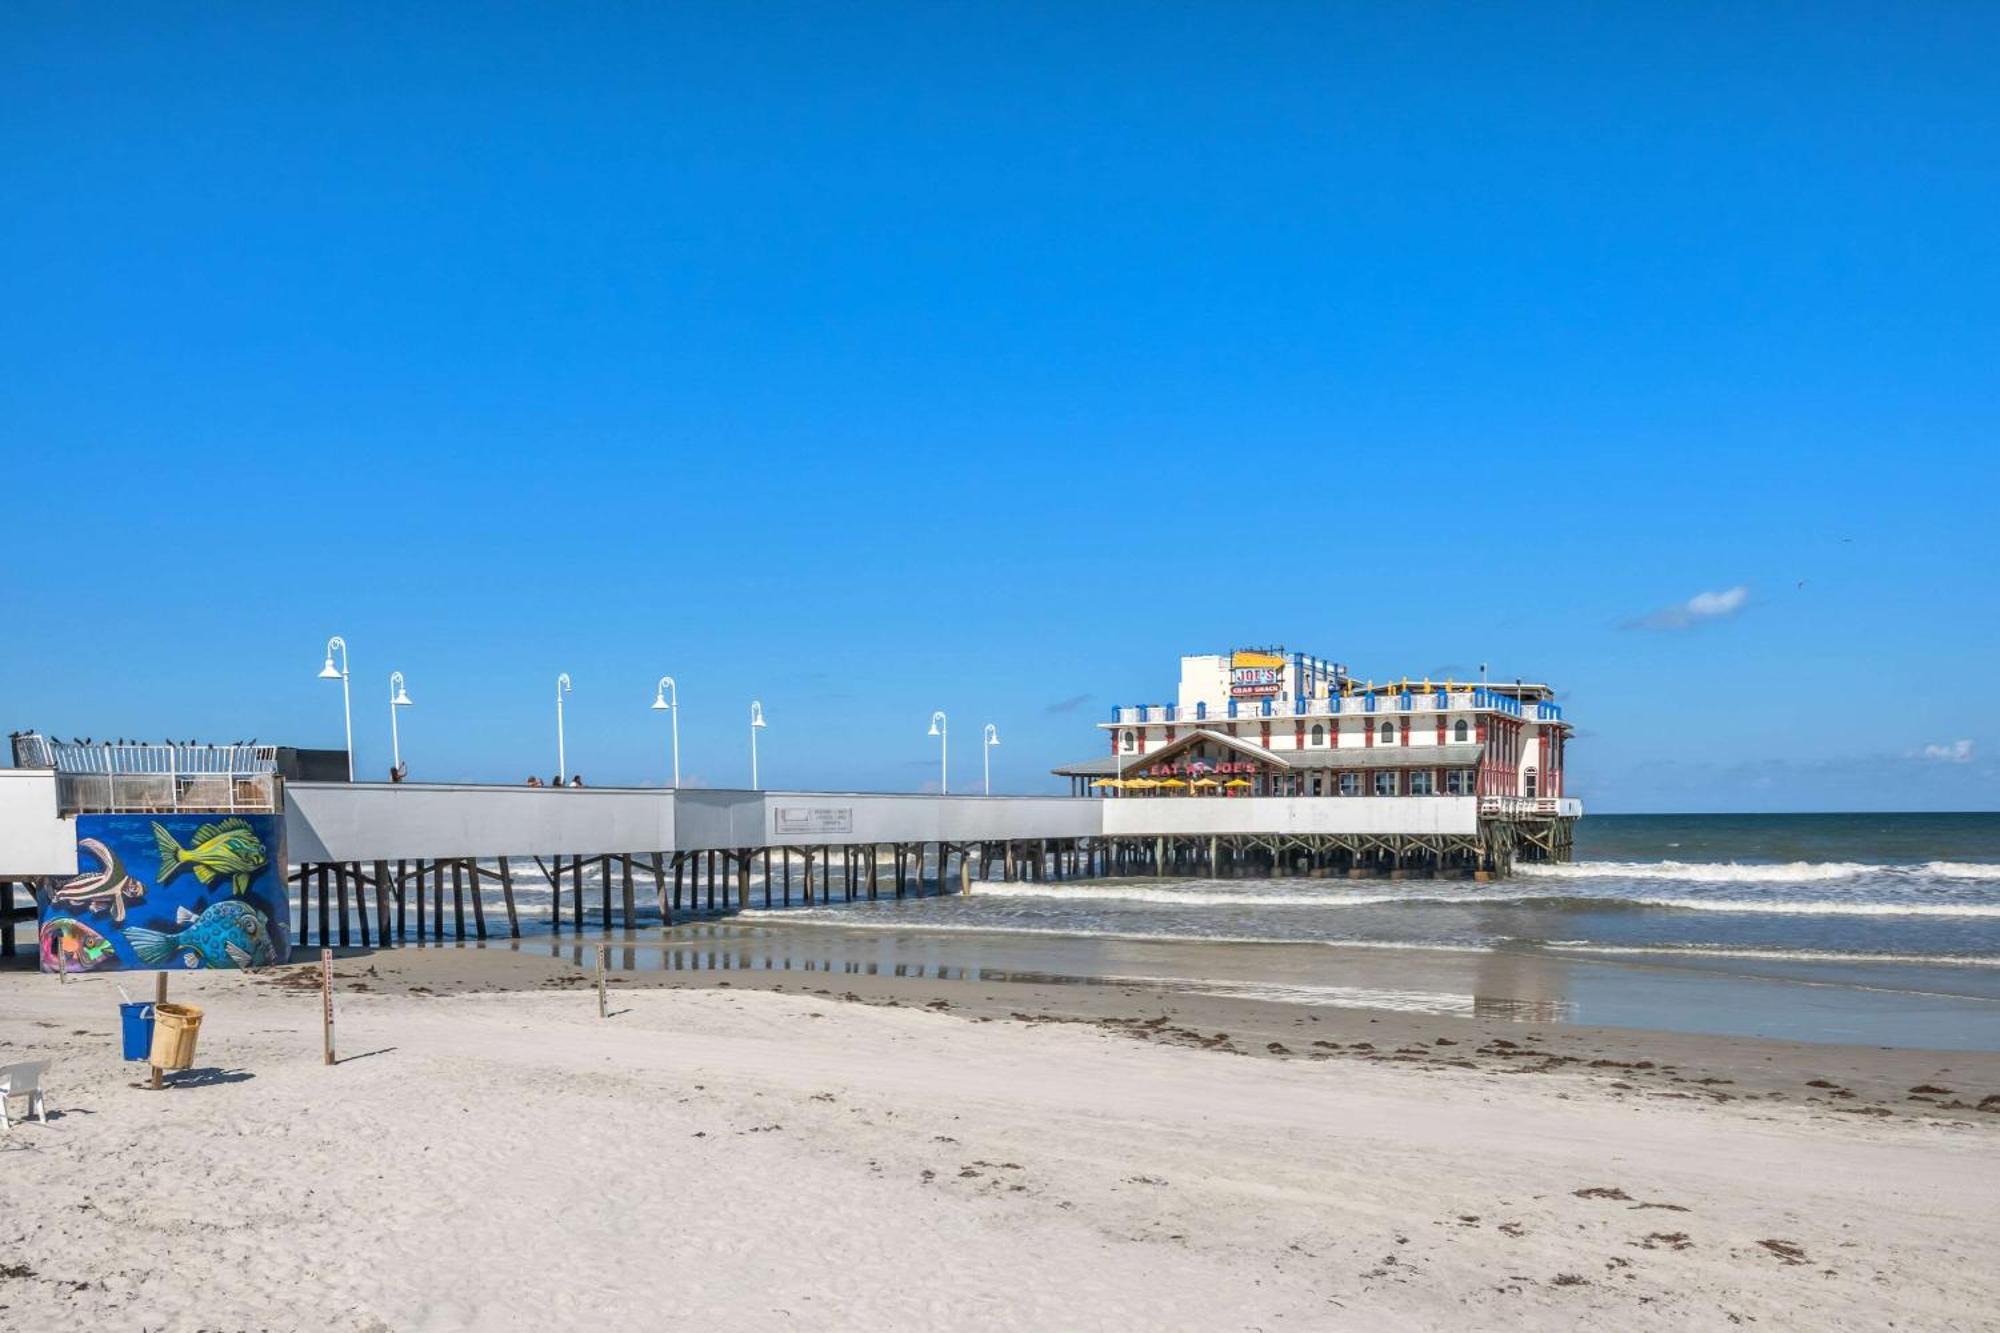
<box><xmin>152</xmin><ymin>817</ymin><xmax>270</xmax><ymax>896</ymax></box>
<box><xmin>126</xmin><ymin>900</ymin><xmax>277</xmax><ymax>971</ymax></box>
<box><xmin>40</xmin><ymin>917</ymin><xmax>116</xmax><ymax>974</ymax></box>
<box><xmin>37</xmin><ymin>813</ymin><xmax>289</xmax><ymax>974</ymax></box>
<box><xmin>46</xmin><ymin>837</ymin><xmax>147</xmax><ymax>923</ymax></box>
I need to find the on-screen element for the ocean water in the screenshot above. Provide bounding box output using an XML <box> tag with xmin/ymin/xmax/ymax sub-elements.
<box><xmin>737</xmin><ymin>813</ymin><xmax>2000</xmax><ymax>971</ymax></box>
<box><xmin>469</xmin><ymin>812</ymin><xmax>2000</xmax><ymax>1045</ymax></box>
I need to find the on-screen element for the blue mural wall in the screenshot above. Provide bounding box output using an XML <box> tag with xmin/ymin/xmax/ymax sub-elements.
<box><xmin>39</xmin><ymin>813</ymin><xmax>290</xmax><ymax>974</ymax></box>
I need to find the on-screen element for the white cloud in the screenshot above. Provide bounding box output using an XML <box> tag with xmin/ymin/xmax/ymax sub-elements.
<box><xmin>1623</xmin><ymin>585</ymin><xmax>1750</xmax><ymax>631</ymax></box>
<box><xmin>1919</xmin><ymin>740</ymin><xmax>1975</xmax><ymax>764</ymax></box>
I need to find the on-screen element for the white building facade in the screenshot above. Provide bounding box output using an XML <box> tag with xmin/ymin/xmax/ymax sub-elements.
<box><xmin>1054</xmin><ymin>648</ymin><xmax>1575</xmax><ymax>814</ymax></box>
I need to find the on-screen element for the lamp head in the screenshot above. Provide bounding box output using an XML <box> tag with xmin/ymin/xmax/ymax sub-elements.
<box><xmin>318</xmin><ymin>658</ymin><xmax>341</xmax><ymax>680</ymax></box>
<box><xmin>392</xmin><ymin>686</ymin><xmax>412</xmax><ymax>707</ymax></box>
<box><xmin>985</xmin><ymin>724</ymin><xmax>1000</xmax><ymax>745</ymax></box>
<box><xmin>750</xmin><ymin>700</ymin><xmax>766</xmax><ymax>728</ymax></box>
<box><xmin>651</xmin><ymin>694</ymin><xmax>668</xmax><ymax>711</ymax></box>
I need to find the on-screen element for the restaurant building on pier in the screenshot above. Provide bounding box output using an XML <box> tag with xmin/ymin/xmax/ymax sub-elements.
<box><xmin>1052</xmin><ymin>648</ymin><xmax>1575</xmax><ymax>812</ymax></box>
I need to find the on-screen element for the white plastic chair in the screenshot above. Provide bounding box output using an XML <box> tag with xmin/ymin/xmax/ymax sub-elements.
<box><xmin>0</xmin><ymin>1060</ymin><xmax>50</xmax><ymax>1129</ymax></box>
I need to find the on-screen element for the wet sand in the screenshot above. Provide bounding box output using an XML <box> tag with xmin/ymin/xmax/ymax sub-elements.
<box><xmin>280</xmin><ymin>940</ymin><xmax>2000</xmax><ymax>1126</ymax></box>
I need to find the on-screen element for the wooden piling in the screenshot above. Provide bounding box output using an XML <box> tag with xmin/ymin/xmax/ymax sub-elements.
<box><xmin>432</xmin><ymin>858</ymin><xmax>445</xmax><ymax>938</ymax></box>
<box><xmin>468</xmin><ymin>859</ymin><xmax>488</xmax><ymax>939</ymax></box>
<box><xmin>762</xmin><ymin>848</ymin><xmax>772</xmax><ymax>908</ymax></box>
<box><xmin>783</xmin><ymin>849</ymin><xmax>792</xmax><ymax>906</ymax></box>
<box><xmin>672</xmin><ymin>853</ymin><xmax>685</xmax><ymax>913</ymax></box>
<box><xmin>297</xmin><ymin>865</ymin><xmax>311</xmax><ymax>947</ymax></box>
<box><xmin>650</xmin><ymin>852</ymin><xmax>670</xmax><ymax>926</ymax></box>
<box><xmin>414</xmin><ymin>859</ymin><xmax>428</xmax><ymax>941</ymax></box>
<box><xmin>600</xmin><ymin>854</ymin><xmax>613</xmax><ymax>930</ymax></box>
<box><xmin>372</xmin><ymin>860</ymin><xmax>391</xmax><ymax>944</ymax></box>
<box><xmin>351</xmin><ymin>863</ymin><xmax>370</xmax><ymax>948</ymax></box>
<box><xmin>451</xmin><ymin>859</ymin><xmax>466</xmax><ymax>941</ymax></box>
<box><xmin>498</xmin><ymin>857</ymin><xmax>520</xmax><ymax>938</ymax></box>
<box><xmin>317</xmin><ymin>863</ymin><xmax>331</xmax><ymax>948</ymax></box>
<box><xmin>571</xmin><ymin>854</ymin><xmax>584</xmax><ymax>928</ymax></box>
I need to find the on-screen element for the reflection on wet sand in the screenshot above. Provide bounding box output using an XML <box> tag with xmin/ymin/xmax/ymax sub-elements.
<box><xmin>1474</xmin><ymin>947</ymin><xmax>1575</xmax><ymax>1023</ymax></box>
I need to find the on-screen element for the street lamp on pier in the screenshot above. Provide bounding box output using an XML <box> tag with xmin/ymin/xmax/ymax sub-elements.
<box><xmin>555</xmin><ymin>673</ymin><xmax>573</xmax><ymax>784</ymax></box>
<box><xmin>317</xmin><ymin>636</ymin><xmax>353</xmax><ymax>782</ymax></box>
<box><xmin>927</xmin><ymin>711</ymin><xmax>949</xmax><ymax>794</ymax></box>
<box><xmin>388</xmin><ymin>672</ymin><xmax>412</xmax><ymax>775</ymax></box>
<box><xmin>749</xmin><ymin>700</ymin><xmax>767</xmax><ymax>789</ymax></box>
<box><xmin>982</xmin><ymin>723</ymin><xmax>1000</xmax><ymax>796</ymax></box>
<box><xmin>651</xmin><ymin>676</ymin><xmax>680</xmax><ymax>788</ymax></box>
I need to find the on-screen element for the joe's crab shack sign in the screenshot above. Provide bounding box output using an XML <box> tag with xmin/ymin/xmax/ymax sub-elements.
<box><xmin>1142</xmin><ymin>758</ymin><xmax>1262</xmax><ymax>778</ymax></box>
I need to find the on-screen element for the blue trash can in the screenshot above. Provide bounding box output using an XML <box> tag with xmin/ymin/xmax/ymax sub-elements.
<box><xmin>120</xmin><ymin>1002</ymin><xmax>156</xmax><ymax>1061</ymax></box>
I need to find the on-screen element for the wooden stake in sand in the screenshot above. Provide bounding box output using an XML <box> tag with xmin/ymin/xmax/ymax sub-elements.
<box><xmin>321</xmin><ymin>947</ymin><xmax>335</xmax><ymax>1066</ymax></box>
<box><xmin>149</xmin><ymin>971</ymin><xmax>167</xmax><ymax>1090</ymax></box>
<box><xmin>595</xmin><ymin>944</ymin><xmax>608</xmax><ymax>1019</ymax></box>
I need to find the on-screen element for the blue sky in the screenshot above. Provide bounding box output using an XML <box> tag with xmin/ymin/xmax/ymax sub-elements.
<box><xmin>2</xmin><ymin>5</ymin><xmax>1995</xmax><ymax>811</ymax></box>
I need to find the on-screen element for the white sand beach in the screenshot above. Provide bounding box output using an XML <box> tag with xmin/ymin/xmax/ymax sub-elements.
<box><xmin>3</xmin><ymin>961</ymin><xmax>1997</xmax><ymax>1331</ymax></box>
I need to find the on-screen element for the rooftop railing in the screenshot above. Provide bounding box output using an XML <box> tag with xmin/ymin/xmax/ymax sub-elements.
<box><xmin>20</xmin><ymin>737</ymin><xmax>283</xmax><ymax>815</ymax></box>
<box><xmin>1111</xmin><ymin>689</ymin><xmax>1550</xmax><ymax>726</ymax></box>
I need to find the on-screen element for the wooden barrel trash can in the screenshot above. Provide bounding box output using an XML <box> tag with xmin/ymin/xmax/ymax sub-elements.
<box><xmin>149</xmin><ymin>1003</ymin><xmax>204</xmax><ymax>1071</ymax></box>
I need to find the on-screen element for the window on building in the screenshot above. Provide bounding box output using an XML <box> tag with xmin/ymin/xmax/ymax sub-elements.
<box><xmin>1453</xmin><ymin>718</ymin><xmax>1468</xmax><ymax>742</ymax></box>
<box><xmin>1524</xmin><ymin>767</ymin><xmax>1538</xmax><ymax>799</ymax></box>
<box><xmin>1374</xmin><ymin>770</ymin><xmax>1399</xmax><ymax>796</ymax></box>
<box><xmin>1309</xmin><ymin>723</ymin><xmax>1326</xmax><ymax>747</ymax></box>
<box><xmin>1444</xmin><ymin>769</ymin><xmax>1470</xmax><ymax>795</ymax></box>
<box><xmin>1120</xmin><ymin>729</ymin><xmax>1135</xmax><ymax>753</ymax></box>
<box><xmin>1338</xmin><ymin>772</ymin><xmax>1359</xmax><ymax>796</ymax></box>
<box><xmin>1409</xmin><ymin>770</ymin><xmax>1435</xmax><ymax>795</ymax></box>
<box><xmin>1379</xmin><ymin>721</ymin><xmax>1396</xmax><ymax>744</ymax></box>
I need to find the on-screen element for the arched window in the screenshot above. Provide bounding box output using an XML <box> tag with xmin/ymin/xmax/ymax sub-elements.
<box><xmin>1120</xmin><ymin>729</ymin><xmax>1135</xmax><ymax>753</ymax></box>
<box><xmin>1524</xmin><ymin>766</ymin><xmax>1539</xmax><ymax>799</ymax></box>
<box><xmin>1309</xmin><ymin>723</ymin><xmax>1326</xmax><ymax>747</ymax></box>
<box><xmin>1453</xmin><ymin>719</ymin><xmax>1469</xmax><ymax>742</ymax></box>
<box><xmin>1379</xmin><ymin>721</ymin><xmax>1396</xmax><ymax>743</ymax></box>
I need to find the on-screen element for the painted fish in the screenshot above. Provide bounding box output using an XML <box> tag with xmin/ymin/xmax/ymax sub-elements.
<box><xmin>126</xmin><ymin>900</ymin><xmax>275</xmax><ymax>970</ymax></box>
<box><xmin>152</xmin><ymin>817</ymin><xmax>269</xmax><ymax>895</ymax></box>
<box><xmin>48</xmin><ymin>837</ymin><xmax>146</xmax><ymax>922</ymax></box>
<box><xmin>40</xmin><ymin>916</ymin><xmax>116</xmax><ymax>973</ymax></box>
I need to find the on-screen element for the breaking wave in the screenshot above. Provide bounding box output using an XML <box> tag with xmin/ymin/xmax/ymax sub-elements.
<box><xmin>1517</xmin><ymin>860</ymin><xmax>2000</xmax><ymax>884</ymax></box>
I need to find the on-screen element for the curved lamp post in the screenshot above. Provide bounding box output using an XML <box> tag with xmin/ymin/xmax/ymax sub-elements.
<box><xmin>388</xmin><ymin>671</ymin><xmax>413</xmax><ymax>774</ymax></box>
<box><xmin>982</xmin><ymin>723</ymin><xmax>1000</xmax><ymax>796</ymax></box>
<box><xmin>555</xmin><ymin>673</ymin><xmax>573</xmax><ymax>783</ymax></box>
<box><xmin>749</xmin><ymin>700</ymin><xmax>767</xmax><ymax>790</ymax></box>
<box><xmin>651</xmin><ymin>676</ymin><xmax>681</xmax><ymax>788</ymax></box>
<box><xmin>927</xmin><ymin>710</ymin><xmax>949</xmax><ymax>794</ymax></box>
<box><xmin>317</xmin><ymin>636</ymin><xmax>353</xmax><ymax>781</ymax></box>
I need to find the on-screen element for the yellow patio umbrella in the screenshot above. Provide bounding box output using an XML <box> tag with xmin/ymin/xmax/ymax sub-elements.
<box><xmin>1156</xmin><ymin>777</ymin><xmax>1188</xmax><ymax>789</ymax></box>
<box><xmin>1089</xmin><ymin>777</ymin><xmax>1123</xmax><ymax>789</ymax></box>
<box><xmin>1223</xmin><ymin>777</ymin><xmax>1253</xmax><ymax>789</ymax></box>
<box><xmin>1124</xmin><ymin>777</ymin><xmax>1160</xmax><ymax>790</ymax></box>
<box><xmin>1189</xmin><ymin>777</ymin><xmax>1221</xmax><ymax>789</ymax></box>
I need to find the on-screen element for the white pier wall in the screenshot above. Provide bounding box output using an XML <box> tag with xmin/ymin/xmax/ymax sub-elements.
<box><xmin>1103</xmin><ymin>796</ymin><xmax>1479</xmax><ymax>838</ymax></box>
<box><xmin>286</xmin><ymin>782</ymin><xmax>678</xmax><ymax>862</ymax></box>
<box><xmin>284</xmin><ymin>784</ymin><xmax>1100</xmax><ymax>863</ymax></box>
<box><xmin>0</xmin><ymin>769</ymin><xmax>77</xmax><ymax>877</ymax></box>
